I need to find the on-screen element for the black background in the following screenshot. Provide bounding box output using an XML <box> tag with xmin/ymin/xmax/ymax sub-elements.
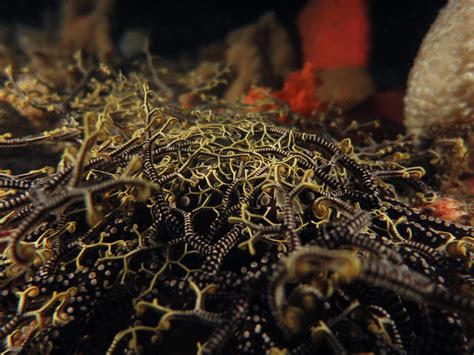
<box><xmin>0</xmin><ymin>0</ymin><xmax>446</xmax><ymax>90</ymax></box>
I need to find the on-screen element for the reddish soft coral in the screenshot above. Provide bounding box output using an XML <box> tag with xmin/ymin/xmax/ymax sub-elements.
<box><xmin>420</xmin><ymin>197</ymin><xmax>471</xmax><ymax>225</ymax></box>
<box><xmin>243</xmin><ymin>87</ymin><xmax>275</xmax><ymax>108</ymax></box>
<box><xmin>273</xmin><ymin>62</ymin><xmax>321</xmax><ymax>117</ymax></box>
<box><xmin>243</xmin><ymin>62</ymin><xmax>321</xmax><ymax>122</ymax></box>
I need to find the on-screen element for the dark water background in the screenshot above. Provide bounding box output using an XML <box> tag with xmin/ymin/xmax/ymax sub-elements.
<box><xmin>0</xmin><ymin>0</ymin><xmax>446</xmax><ymax>91</ymax></box>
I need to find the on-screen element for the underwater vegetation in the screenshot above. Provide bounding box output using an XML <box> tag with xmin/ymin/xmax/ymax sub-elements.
<box><xmin>0</xmin><ymin>56</ymin><xmax>472</xmax><ymax>355</ymax></box>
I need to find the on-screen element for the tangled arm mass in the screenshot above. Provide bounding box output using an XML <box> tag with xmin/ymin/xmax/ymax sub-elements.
<box><xmin>0</xmin><ymin>64</ymin><xmax>473</xmax><ymax>353</ymax></box>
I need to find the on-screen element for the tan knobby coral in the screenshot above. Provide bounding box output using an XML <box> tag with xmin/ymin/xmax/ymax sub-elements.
<box><xmin>224</xmin><ymin>13</ymin><xmax>295</xmax><ymax>100</ymax></box>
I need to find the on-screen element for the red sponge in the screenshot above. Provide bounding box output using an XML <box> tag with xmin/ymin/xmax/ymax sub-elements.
<box><xmin>297</xmin><ymin>0</ymin><xmax>370</xmax><ymax>70</ymax></box>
